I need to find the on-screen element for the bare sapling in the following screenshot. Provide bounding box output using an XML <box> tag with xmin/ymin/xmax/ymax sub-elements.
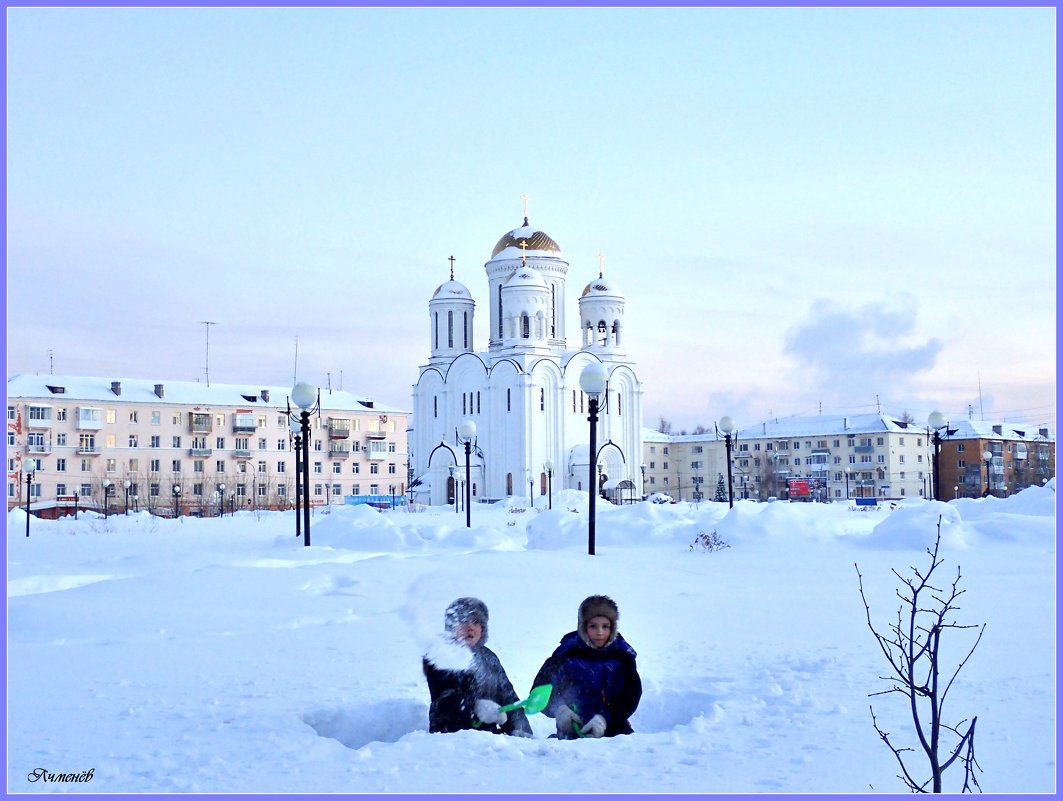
<box><xmin>855</xmin><ymin>516</ymin><xmax>985</xmax><ymax>793</ymax></box>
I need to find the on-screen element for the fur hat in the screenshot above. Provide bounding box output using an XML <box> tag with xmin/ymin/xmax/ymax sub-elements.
<box><xmin>444</xmin><ymin>597</ymin><xmax>489</xmax><ymax>644</ymax></box>
<box><xmin>578</xmin><ymin>595</ymin><xmax>619</xmax><ymax>647</ymax></box>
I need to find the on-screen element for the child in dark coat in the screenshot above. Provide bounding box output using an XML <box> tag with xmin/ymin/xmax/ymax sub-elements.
<box><xmin>532</xmin><ymin>595</ymin><xmax>642</xmax><ymax>739</ymax></box>
<box><xmin>422</xmin><ymin>597</ymin><xmax>532</xmax><ymax>737</ymax></box>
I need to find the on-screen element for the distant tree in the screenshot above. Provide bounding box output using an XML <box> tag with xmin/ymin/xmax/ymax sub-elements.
<box><xmin>692</xmin><ymin>425</ymin><xmax>709</xmax><ymax>435</ymax></box>
<box><xmin>657</xmin><ymin>417</ymin><xmax>673</xmax><ymax>434</ymax></box>
<box><xmin>855</xmin><ymin>518</ymin><xmax>984</xmax><ymax>793</ymax></box>
<box><xmin>900</xmin><ymin>410</ymin><xmax>916</xmax><ymax>425</ymax></box>
<box><xmin>714</xmin><ymin>474</ymin><xmax>727</xmax><ymax>502</ymax></box>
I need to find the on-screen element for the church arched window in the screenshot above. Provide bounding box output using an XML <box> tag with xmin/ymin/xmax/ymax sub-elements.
<box><xmin>506</xmin><ymin>473</ymin><xmax>513</xmax><ymax>496</ymax></box>
<box><xmin>597</xmin><ymin>320</ymin><xmax>608</xmax><ymax>346</ymax></box>
<box><xmin>521</xmin><ymin>313</ymin><xmax>530</xmax><ymax>339</ymax></box>
<box><xmin>540</xmin><ymin>388</ymin><xmax>545</xmax><ymax>411</ymax></box>
<box><xmin>497</xmin><ymin>286</ymin><xmax>503</xmax><ymax>340</ymax></box>
<box><xmin>448</xmin><ymin>310</ymin><xmax>454</xmax><ymax>348</ymax></box>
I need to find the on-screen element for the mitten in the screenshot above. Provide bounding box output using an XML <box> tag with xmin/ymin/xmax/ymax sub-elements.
<box><xmin>555</xmin><ymin>704</ymin><xmax>582</xmax><ymax>739</ymax></box>
<box><xmin>474</xmin><ymin>698</ymin><xmax>507</xmax><ymax>726</ymax></box>
<box><xmin>581</xmin><ymin>713</ymin><xmax>607</xmax><ymax>738</ymax></box>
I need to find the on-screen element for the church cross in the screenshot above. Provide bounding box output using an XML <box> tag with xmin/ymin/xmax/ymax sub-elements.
<box><xmin>598</xmin><ymin>252</ymin><xmax>605</xmax><ymax>278</ymax></box>
<box><xmin>519</xmin><ymin>239</ymin><xmax>528</xmax><ymax>265</ymax></box>
<box><xmin>448</xmin><ymin>255</ymin><xmax>455</xmax><ymax>281</ymax></box>
<box><xmin>521</xmin><ymin>193</ymin><xmax>530</xmax><ymax>224</ymax></box>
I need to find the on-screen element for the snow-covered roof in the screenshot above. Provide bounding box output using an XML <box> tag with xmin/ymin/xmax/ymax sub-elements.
<box><xmin>581</xmin><ymin>276</ymin><xmax>623</xmax><ymax>299</ymax></box>
<box><xmin>430</xmin><ymin>280</ymin><xmax>473</xmax><ymax>301</ymax></box>
<box><xmin>504</xmin><ymin>266</ymin><xmax>547</xmax><ymax>289</ymax></box>
<box><xmin>7</xmin><ymin>373</ymin><xmax>409</xmax><ymax>415</ymax></box>
<box><xmin>643</xmin><ymin>414</ymin><xmax>1054</xmax><ymax>443</ymax></box>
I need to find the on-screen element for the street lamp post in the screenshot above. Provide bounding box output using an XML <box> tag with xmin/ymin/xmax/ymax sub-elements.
<box><xmin>23</xmin><ymin>463</ymin><xmax>35</xmax><ymax>537</ymax></box>
<box><xmin>459</xmin><ymin>420</ymin><xmax>476</xmax><ymax>528</ymax></box>
<box><xmin>172</xmin><ymin>484</ymin><xmax>182</xmax><ymax>518</ymax></box>
<box><xmin>545</xmin><ymin>459</ymin><xmax>554</xmax><ymax>510</ymax></box>
<box><xmin>124</xmin><ymin>479</ymin><xmax>132</xmax><ymax>515</ymax></box>
<box><xmin>928</xmin><ymin>410</ymin><xmax>955</xmax><ymax>501</ymax></box>
<box><xmin>289</xmin><ymin>382</ymin><xmax>321</xmax><ymax>547</ymax></box>
<box><xmin>289</xmin><ymin>417</ymin><xmax>301</xmax><ymax>538</ymax></box>
<box><xmin>580</xmin><ymin>362</ymin><xmax>608</xmax><ymax>555</ymax></box>
<box><xmin>102</xmin><ymin>480</ymin><xmax>112</xmax><ymax>517</ymax></box>
<box><xmin>450</xmin><ymin>465</ymin><xmax>459</xmax><ymax>514</ymax></box>
<box><xmin>983</xmin><ymin>449</ymin><xmax>993</xmax><ymax>497</ymax></box>
<box><xmin>639</xmin><ymin>463</ymin><xmax>646</xmax><ymax>500</ymax></box>
<box><xmin>217</xmin><ymin>483</ymin><xmax>226</xmax><ymax>518</ymax></box>
<box><xmin>718</xmin><ymin>416</ymin><xmax>736</xmax><ymax>508</ymax></box>
<box><xmin>845</xmin><ymin>467</ymin><xmax>851</xmax><ymax>500</ymax></box>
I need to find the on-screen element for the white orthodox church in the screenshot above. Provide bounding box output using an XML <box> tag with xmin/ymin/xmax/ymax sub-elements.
<box><xmin>410</xmin><ymin>214</ymin><xmax>644</xmax><ymax>507</ymax></box>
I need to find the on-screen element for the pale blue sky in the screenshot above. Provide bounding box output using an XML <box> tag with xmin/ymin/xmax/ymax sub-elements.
<box><xmin>7</xmin><ymin>8</ymin><xmax>1056</xmax><ymax>432</ymax></box>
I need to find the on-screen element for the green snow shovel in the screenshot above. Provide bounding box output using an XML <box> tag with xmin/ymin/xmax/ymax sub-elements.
<box><xmin>472</xmin><ymin>683</ymin><xmax>553</xmax><ymax>727</ymax></box>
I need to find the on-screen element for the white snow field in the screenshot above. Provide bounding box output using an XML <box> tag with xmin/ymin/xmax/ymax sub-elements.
<box><xmin>7</xmin><ymin>484</ymin><xmax>1056</xmax><ymax>794</ymax></box>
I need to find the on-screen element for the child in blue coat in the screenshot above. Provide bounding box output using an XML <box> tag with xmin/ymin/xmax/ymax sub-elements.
<box><xmin>531</xmin><ymin>595</ymin><xmax>642</xmax><ymax>739</ymax></box>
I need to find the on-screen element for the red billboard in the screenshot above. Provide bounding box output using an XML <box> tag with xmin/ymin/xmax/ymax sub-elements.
<box><xmin>787</xmin><ymin>478</ymin><xmax>811</xmax><ymax>498</ymax></box>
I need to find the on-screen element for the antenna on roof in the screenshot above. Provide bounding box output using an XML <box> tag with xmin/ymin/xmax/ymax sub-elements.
<box><xmin>978</xmin><ymin>371</ymin><xmax>984</xmax><ymax>420</ymax></box>
<box><xmin>48</xmin><ymin>349</ymin><xmax>53</xmax><ymax>375</ymax></box>
<box><xmin>293</xmin><ymin>336</ymin><xmax>299</xmax><ymax>385</ymax></box>
<box><xmin>201</xmin><ymin>322</ymin><xmax>216</xmax><ymax>387</ymax></box>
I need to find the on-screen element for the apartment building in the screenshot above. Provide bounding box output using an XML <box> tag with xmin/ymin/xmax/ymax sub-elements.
<box><xmin>642</xmin><ymin>413</ymin><xmax>1054</xmax><ymax>502</ymax></box>
<box><xmin>8</xmin><ymin>374</ymin><xmax>409</xmax><ymax>517</ymax></box>
<box><xmin>933</xmin><ymin>420</ymin><xmax>1054</xmax><ymax>499</ymax></box>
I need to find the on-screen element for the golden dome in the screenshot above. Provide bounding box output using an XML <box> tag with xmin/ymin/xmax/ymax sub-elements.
<box><xmin>490</xmin><ymin>220</ymin><xmax>561</xmax><ymax>258</ymax></box>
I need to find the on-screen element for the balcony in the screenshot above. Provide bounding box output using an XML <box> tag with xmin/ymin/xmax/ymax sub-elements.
<box><xmin>77</xmin><ymin>446</ymin><xmax>101</xmax><ymax>455</ymax></box>
<box><xmin>329</xmin><ymin>444</ymin><xmax>351</xmax><ymax>459</ymax></box>
<box><xmin>365</xmin><ymin>448</ymin><xmax>388</xmax><ymax>461</ymax></box>
<box><xmin>76</xmin><ymin>409</ymin><xmax>103</xmax><ymax>430</ymax></box>
<box><xmin>27</xmin><ymin>443</ymin><xmax>52</xmax><ymax>455</ymax></box>
<box><xmin>328</xmin><ymin>419</ymin><xmax>352</xmax><ymax>439</ymax></box>
<box><xmin>189</xmin><ymin>448</ymin><xmax>214</xmax><ymax>457</ymax></box>
<box><xmin>233</xmin><ymin>450</ymin><xmax>252</xmax><ymax>459</ymax></box>
<box><xmin>232</xmin><ymin>423</ymin><xmax>257</xmax><ymax>434</ymax></box>
<box><xmin>189</xmin><ymin>417</ymin><xmax>213</xmax><ymax>435</ymax></box>
<box><xmin>365</xmin><ymin>430</ymin><xmax>387</xmax><ymax>440</ymax></box>
<box><xmin>853</xmin><ymin>445</ymin><xmax>874</xmax><ymax>454</ymax></box>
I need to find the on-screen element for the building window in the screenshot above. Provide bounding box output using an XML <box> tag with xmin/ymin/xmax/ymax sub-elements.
<box><xmin>172</xmin><ymin>460</ymin><xmax>182</xmax><ymax>473</ymax></box>
<box><xmin>314</xmin><ymin>462</ymin><xmax>323</xmax><ymax>474</ymax></box>
<box><xmin>388</xmin><ymin>463</ymin><xmax>396</xmax><ymax>475</ymax></box>
<box><xmin>172</xmin><ymin>436</ymin><xmax>182</xmax><ymax>448</ymax></box>
<box><xmin>150</xmin><ymin>459</ymin><xmax>161</xmax><ymax>472</ymax></box>
<box><xmin>258</xmin><ymin>460</ymin><xmax>267</xmax><ymax>474</ymax></box>
<box><xmin>278</xmin><ymin>461</ymin><xmax>286</xmax><ymax>473</ymax></box>
<box><xmin>56</xmin><ymin>433</ymin><xmax>67</xmax><ymax>446</ymax></box>
<box><xmin>56</xmin><ymin>458</ymin><xmax>66</xmax><ymax>472</ymax></box>
<box><xmin>216</xmin><ymin>461</ymin><xmax>225</xmax><ymax>473</ymax></box>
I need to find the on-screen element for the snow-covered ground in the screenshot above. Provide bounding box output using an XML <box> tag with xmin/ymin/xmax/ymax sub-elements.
<box><xmin>7</xmin><ymin>484</ymin><xmax>1056</xmax><ymax>794</ymax></box>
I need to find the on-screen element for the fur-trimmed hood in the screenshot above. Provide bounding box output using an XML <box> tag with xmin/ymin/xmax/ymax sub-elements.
<box><xmin>444</xmin><ymin>597</ymin><xmax>489</xmax><ymax>645</ymax></box>
<box><xmin>577</xmin><ymin>594</ymin><xmax>619</xmax><ymax>648</ymax></box>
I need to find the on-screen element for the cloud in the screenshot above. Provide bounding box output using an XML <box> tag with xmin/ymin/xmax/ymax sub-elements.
<box><xmin>782</xmin><ymin>295</ymin><xmax>943</xmax><ymax>405</ymax></box>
